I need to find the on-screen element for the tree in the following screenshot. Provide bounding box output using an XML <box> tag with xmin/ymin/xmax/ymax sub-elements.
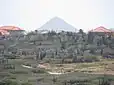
<box><xmin>88</xmin><ymin>32</ymin><xmax>94</xmax><ymax>44</ymax></box>
<box><xmin>52</xmin><ymin>77</ymin><xmax>57</xmax><ymax>83</ymax></box>
<box><xmin>48</xmin><ymin>30</ymin><xmax>56</xmax><ymax>36</ymax></box>
<box><xmin>79</xmin><ymin>29</ymin><xmax>84</xmax><ymax>34</ymax></box>
<box><xmin>61</xmin><ymin>42</ymin><xmax>66</xmax><ymax>49</ymax></box>
<box><xmin>72</xmin><ymin>55</ymin><xmax>77</xmax><ymax>63</ymax></box>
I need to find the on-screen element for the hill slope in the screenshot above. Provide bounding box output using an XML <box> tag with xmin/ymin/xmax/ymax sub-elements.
<box><xmin>38</xmin><ymin>17</ymin><xmax>76</xmax><ymax>32</ymax></box>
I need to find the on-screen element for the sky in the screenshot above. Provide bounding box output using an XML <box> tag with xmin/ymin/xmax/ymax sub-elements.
<box><xmin>0</xmin><ymin>0</ymin><xmax>114</xmax><ymax>32</ymax></box>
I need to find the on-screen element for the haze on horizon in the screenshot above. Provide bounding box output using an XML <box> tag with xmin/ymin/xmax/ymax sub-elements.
<box><xmin>0</xmin><ymin>0</ymin><xmax>114</xmax><ymax>32</ymax></box>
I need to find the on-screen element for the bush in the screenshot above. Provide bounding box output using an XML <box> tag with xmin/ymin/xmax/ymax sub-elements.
<box><xmin>4</xmin><ymin>64</ymin><xmax>15</xmax><ymax>69</ymax></box>
<box><xmin>0</xmin><ymin>80</ymin><xmax>32</xmax><ymax>85</ymax></box>
<box><xmin>43</xmin><ymin>58</ymin><xmax>51</xmax><ymax>63</ymax></box>
<box><xmin>56</xmin><ymin>64</ymin><xmax>63</xmax><ymax>67</ymax></box>
<box><xmin>31</xmin><ymin>69</ymin><xmax>46</xmax><ymax>73</ymax></box>
<box><xmin>72</xmin><ymin>56</ymin><xmax>100</xmax><ymax>63</ymax></box>
<box><xmin>0</xmin><ymin>72</ymin><xmax>10</xmax><ymax>78</ymax></box>
<box><xmin>10</xmin><ymin>70</ymin><xmax>28</xmax><ymax>74</ymax></box>
<box><xmin>99</xmin><ymin>78</ymin><xmax>111</xmax><ymax>85</ymax></box>
<box><xmin>32</xmin><ymin>65</ymin><xmax>37</xmax><ymax>68</ymax></box>
<box><xmin>24</xmin><ymin>63</ymin><xmax>31</xmax><ymax>67</ymax></box>
<box><xmin>21</xmin><ymin>82</ymin><xmax>32</xmax><ymax>85</ymax></box>
<box><xmin>8</xmin><ymin>75</ymin><xmax>16</xmax><ymax>79</ymax></box>
<box><xmin>0</xmin><ymin>80</ymin><xmax>19</xmax><ymax>85</ymax></box>
<box><xmin>84</xmin><ymin>56</ymin><xmax>99</xmax><ymax>62</ymax></box>
<box><xmin>4</xmin><ymin>54</ymin><xmax>17</xmax><ymax>59</ymax></box>
<box><xmin>23</xmin><ymin>57</ymin><xmax>34</xmax><ymax>60</ymax></box>
<box><xmin>63</xmin><ymin>79</ymin><xmax>90</xmax><ymax>85</ymax></box>
<box><xmin>63</xmin><ymin>59</ymin><xmax>72</xmax><ymax>64</ymax></box>
<box><xmin>52</xmin><ymin>77</ymin><xmax>57</xmax><ymax>83</ymax></box>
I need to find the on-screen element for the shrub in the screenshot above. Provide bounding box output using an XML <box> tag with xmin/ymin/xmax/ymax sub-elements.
<box><xmin>10</xmin><ymin>70</ymin><xmax>28</xmax><ymax>74</ymax></box>
<box><xmin>99</xmin><ymin>78</ymin><xmax>111</xmax><ymax>85</ymax></box>
<box><xmin>52</xmin><ymin>77</ymin><xmax>57</xmax><ymax>83</ymax></box>
<box><xmin>0</xmin><ymin>80</ymin><xmax>32</xmax><ymax>85</ymax></box>
<box><xmin>24</xmin><ymin>63</ymin><xmax>31</xmax><ymax>67</ymax></box>
<box><xmin>8</xmin><ymin>75</ymin><xmax>16</xmax><ymax>79</ymax></box>
<box><xmin>0</xmin><ymin>80</ymin><xmax>19</xmax><ymax>85</ymax></box>
<box><xmin>63</xmin><ymin>59</ymin><xmax>72</xmax><ymax>64</ymax></box>
<box><xmin>56</xmin><ymin>64</ymin><xmax>63</xmax><ymax>67</ymax></box>
<box><xmin>0</xmin><ymin>72</ymin><xmax>10</xmax><ymax>78</ymax></box>
<box><xmin>43</xmin><ymin>58</ymin><xmax>51</xmax><ymax>63</ymax></box>
<box><xmin>4</xmin><ymin>54</ymin><xmax>17</xmax><ymax>59</ymax></box>
<box><xmin>4</xmin><ymin>64</ymin><xmax>15</xmax><ymax>69</ymax></box>
<box><xmin>21</xmin><ymin>82</ymin><xmax>32</xmax><ymax>85</ymax></box>
<box><xmin>32</xmin><ymin>65</ymin><xmax>37</xmax><ymax>68</ymax></box>
<box><xmin>63</xmin><ymin>79</ymin><xmax>90</xmax><ymax>85</ymax></box>
<box><xmin>31</xmin><ymin>69</ymin><xmax>46</xmax><ymax>73</ymax></box>
<box><xmin>23</xmin><ymin>57</ymin><xmax>34</xmax><ymax>60</ymax></box>
<box><xmin>84</xmin><ymin>56</ymin><xmax>99</xmax><ymax>62</ymax></box>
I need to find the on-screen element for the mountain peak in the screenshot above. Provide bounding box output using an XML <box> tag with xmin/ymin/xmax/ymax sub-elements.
<box><xmin>52</xmin><ymin>16</ymin><xmax>63</xmax><ymax>20</ymax></box>
<box><xmin>49</xmin><ymin>16</ymin><xmax>66</xmax><ymax>23</ymax></box>
<box><xmin>38</xmin><ymin>17</ymin><xmax>76</xmax><ymax>32</ymax></box>
<box><xmin>52</xmin><ymin>16</ymin><xmax>60</xmax><ymax>19</ymax></box>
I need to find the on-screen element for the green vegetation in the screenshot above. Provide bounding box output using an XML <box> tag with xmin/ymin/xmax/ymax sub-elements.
<box><xmin>21</xmin><ymin>82</ymin><xmax>32</xmax><ymax>85</ymax></box>
<box><xmin>9</xmin><ymin>70</ymin><xmax>28</xmax><ymax>74</ymax></box>
<box><xmin>0</xmin><ymin>80</ymin><xmax>32</xmax><ymax>85</ymax></box>
<box><xmin>0</xmin><ymin>80</ymin><xmax>18</xmax><ymax>85</ymax></box>
<box><xmin>4</xmin><ymin>54</ymin><xmax>20</xmax><ymax>59</ymax></box>
<box><xmin>31</xmin><ymin>69</ymin><xmax>46</xmax><ymax>73</ymax></box>
<box><xmin>0</xmin><ymin>58</ymin><xmax>114</xmax><ymax>85</ymax></box>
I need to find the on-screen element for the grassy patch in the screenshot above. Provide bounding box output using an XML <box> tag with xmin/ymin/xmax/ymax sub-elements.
<box><xmin>9</xmin><ymin>70</ymin><xmax>28</xmax><ymax>74</ymax></box>
<box><xmin>31</xmin><ymin>69</ymin><xmax>46</xmax><ymax>74</ymax></box>
<box><xmin>7</xmin><ymin>75</ymin><xmax>17</xmax><ymax>79</ymax></box>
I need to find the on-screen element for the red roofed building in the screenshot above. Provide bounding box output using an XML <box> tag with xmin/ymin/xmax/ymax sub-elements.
<box><xmin>89</xmin><ymin>26</ymin><xmax>114</xmax><ymax>36</ymax></box>
<box><xmin>89</xmin><ymin>26</ymin><xmax>112</xmax><ymax>33</ymax></box>
<box><xmin>0</xmin><ymin>29</ymin><xmax>9</xmax><ymax>35</ymax></box>
<box><xmin>0</xmin><ymin>26</ymin><xmax>24</xmax><ymax>36</ymax></box>
<box><xmin>0</xmin><ymin>26</ymin><xmax>23</xmax><ymax>31</ymax></box>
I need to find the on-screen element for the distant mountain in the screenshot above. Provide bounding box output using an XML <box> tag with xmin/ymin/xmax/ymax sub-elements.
<box><xmin>38</xmin><ymin>17</ymin><xmax>77</xmax><ymax>32</ymax></box>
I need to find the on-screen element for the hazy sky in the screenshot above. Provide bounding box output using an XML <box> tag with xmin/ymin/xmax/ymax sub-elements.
<box><xmin>0</xmin><ymin>0</ymin><xmax>114</xmax><ymax>32</ymax></box>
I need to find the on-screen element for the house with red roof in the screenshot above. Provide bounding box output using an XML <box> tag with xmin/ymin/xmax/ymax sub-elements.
<box><xmin>89</xmin><ymin>26</ymin><xmax>113</xmax><ymax>36</ymax></box>
<box><xmin>0</xmin><ymin>29</ymin><xmax>9</xmax><ymax>36</ymax></box>
<box><xmin>89</xmin><ymin>26</ymin><xmax>112</xmax><ymax>33</ymax></box>
<box><xmin>0</xmin><ymin>26</ymin><xmax>23</xmax><ymax>31</ymax></box>
<box><xmin>0</xmin><ymin>26</ymin><xmax>24</xmax><ymax>36</ymax></box>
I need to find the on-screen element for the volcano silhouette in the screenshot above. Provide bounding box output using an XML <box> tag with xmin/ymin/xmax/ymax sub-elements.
<box><xmin>38</xmin><ymin>17</ymin><xmax>76</xmax><ymax>32</ymax></box>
